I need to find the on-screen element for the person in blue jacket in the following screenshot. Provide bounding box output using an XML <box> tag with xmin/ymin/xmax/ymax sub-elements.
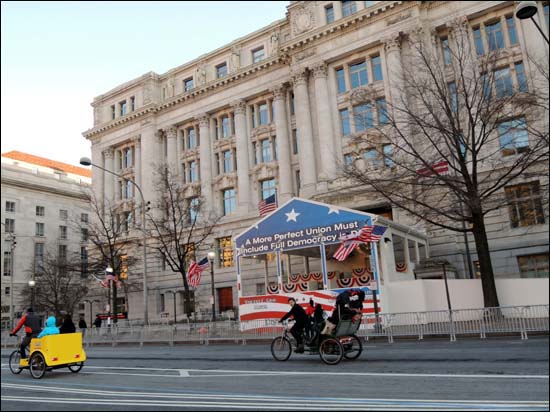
<box><xmin>37</xmin><ymin>316</ymin><xmax>60</xmax><ymax>338</ymax></box>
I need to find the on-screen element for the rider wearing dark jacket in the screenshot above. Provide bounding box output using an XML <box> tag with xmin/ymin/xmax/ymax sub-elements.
<box><xmin>280</xmin><ymin>297</ymin><xmax>308</xmax><ymax>353</ymax></box>
<box><xmin>9</xmin><ymin>308</ymin><xmax>42</xmax><ymax>358</ymax></box>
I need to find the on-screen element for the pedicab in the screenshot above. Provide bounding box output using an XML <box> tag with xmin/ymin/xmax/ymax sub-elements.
<box><xmin>9</xmin><ymin>332</ymin><xmax>87</xmax><ymax>379</ymax></box>
<box><xmin>271</xmin><ymin>314</ymin><xmax>363</xmax><ymax>365</ymax></box>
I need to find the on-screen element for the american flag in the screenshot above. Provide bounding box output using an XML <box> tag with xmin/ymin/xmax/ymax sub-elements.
<box><xmin>416</xmin><ymin>160</ymin><xmax>449</xmax><ymax>177</ymax></box>
<box><xmin>92</xmin><ymin>272</ymin><xmax>121</xmax><ymax>289</ymax></box>
<box><xmin>357</xmin><ymin>225</ymin><xmax>387</xmax><ymax>242</ymax></box>
<box><xmin>187</xmin><ymin>257</ymin><xmax>210</xmax><ymax>288</ymax></box>
<box><xmin>258</xmin><ymin>194</ymin><xmax>277</xmax><ymax>217</ymax></box>
<box><xmin>333</xmin><ymin>240</ymin><xmax>361</xmax><ymax>261</ymax></box>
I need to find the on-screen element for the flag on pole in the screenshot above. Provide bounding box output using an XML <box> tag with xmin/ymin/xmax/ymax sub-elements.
<box><xmin>258</xmin><ymin>193</ymin><xmax>277</xmax><ymax>217</ymax></box>
<box><xmin>333</xmin><ymin>240</ymin><xmax>360</xmax><ymax>261</ymax></box>
<box><xmin>187</xmin><ymin>257</ymin><xmax>210</xmax><ymax>288</ymax></box>
<box><xmin>357</xmin><ymin>225</ymin><xmax>387</xmax><ymax>242</ymax></box>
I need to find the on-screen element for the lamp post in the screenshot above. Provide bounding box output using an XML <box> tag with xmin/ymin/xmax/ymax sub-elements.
<box><xmin>80</xmin><ymin>156</ymin><xmax>149</xmax><ymax>325</ymax></box>
<box><xmin>208</xmin><ymin>251</ymin><xmax>216</xmax><ymax>322</ymax></box>
<box><xmin>515</xmin><ymin>1</ymin><xmax>549</xmax><ymax>44</ymax></box>
<box><xmin>7</xmin><ymin>233</ymin><xmax>16</xmax><ymax>328</ymax></box>
<box><xmin>28</xmin><ymin>279</ymin><xmax>36</xmax><ymax>308</ymax></box>
<box><xmin>105</xmin><ymin>266</ymin><xmax>117</xmax><ymax>323</ymax></box>
<box><xmin>84</xmin><ymin>299</ymin><xmax>100</xmax><ymax>329</ymax></box>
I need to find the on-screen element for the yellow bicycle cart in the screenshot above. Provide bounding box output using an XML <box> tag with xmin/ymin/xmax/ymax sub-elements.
<box><xmin>9</xmin><ymin>333</ymin><xmax>87</xmax><ymax>379</ymax></box>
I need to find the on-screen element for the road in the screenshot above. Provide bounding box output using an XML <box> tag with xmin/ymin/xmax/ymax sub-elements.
<box><xmin>1</xmin><ymin>336</ymin><xmax>549</xmax><ymax>411</ymax></box>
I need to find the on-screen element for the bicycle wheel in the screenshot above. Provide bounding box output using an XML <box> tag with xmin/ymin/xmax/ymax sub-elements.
<box><xmin>29</xmin><ymin>352</ymin><xmax>46</xmax><ymax>379</ymax></box>
<box><xmin>271</xmin><ymin>336</ymin><xmax>292</xmax><ymax>361</ymax></box>
<box><xmin>68</xmin><ymin>362</ymin><xmax>83</xmax><ymax>373</ymax></box>
<box><xmin>9</xmin><ymin>350</ymin><xmax>23</xmax><ymax>374</ymax></box>
<box><xmin>342</xmin><ymin>335</ymin><xmax>363</xmax><ymax>360</ymax></box>
<box><xmin>319</xmin><ymin>337</ymin><xmax>344</xmax><ymax>365</ymax></box>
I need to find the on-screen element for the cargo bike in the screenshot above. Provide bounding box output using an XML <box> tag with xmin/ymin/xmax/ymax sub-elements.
<box><xmin>9</xmin><ymin>333</ymin><xmax>87</xmax><ymax>379</ymax></box>
<box><xmin>271</xmin><ymin>317</ymin><xmax>363</xmax><ymax>365</ymax></box>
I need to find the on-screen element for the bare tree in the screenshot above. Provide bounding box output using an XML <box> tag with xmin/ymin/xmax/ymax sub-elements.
<box><xmin>21</xmin><ymin>248</ymin><xmax>89</xmax><ymax>316</ymax></box>
<box><xmin>78</xmin><ymin>192</ymin><xmax>141</xmax><ymax>321</ymax></box>
<box><xmin>147</xmin><ymin>165</ymin><xmax>220</xmax><ymax>319</ymax></box>
<box><xmin>343</xmin><ymin>24</ymin><xmax>549</xmax><ymax>307</ymax></box>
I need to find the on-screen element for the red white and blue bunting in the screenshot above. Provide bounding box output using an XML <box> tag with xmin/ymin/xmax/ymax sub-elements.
<box><xmin>396</xmin><ymin>263</ymin><xmax>408</xmax><ymax>272</ymax></box>
<box><xmin>267</xmin><ymin>284</ymin><xmax>279</xmax><ymax>295</ymax></box>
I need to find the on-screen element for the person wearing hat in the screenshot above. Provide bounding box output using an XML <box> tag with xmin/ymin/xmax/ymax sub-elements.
<box><xmin>9</xmin><ymin>308</ymin><xmax>42</xmax><ymax>358</ymax></box>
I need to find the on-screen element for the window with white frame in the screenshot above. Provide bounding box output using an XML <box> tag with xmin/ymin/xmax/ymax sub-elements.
<box><xmin>36</xmin><ymin>206</ymin><xmax>45</xmax><ymax>216</ymax></box>
<box><xmin>349</xmin><ymin>61</ymin><xmax>368</xmax><ymax>88</ymax></box>
<box><xmin>189</xmin><ymin>160</ymin><xmax>199</xmax><ymax>182</ymax></box>
<box><xmin>261</xmin><ymin>139</ymin><xmax>272</xmax><ymax>162</ymax></box>
<box><xmin>5</xmin><ymin>201</ymin><xmax>15</xmax><ymax>213</ymax></box>
<box><xmin>498</xmin><ymin>118</ymin><xmax>529</xmax><ymax>156</ymax></box>
<box><xmin>354</xmin><ymin>103</ymin><xmax>374</xmax><ymax>132</ymax></box>
<box><xmin>517</xmin><ymin>253</ymin><xmax>549</xmax><ymax>278</ymax></box>
<box><xmin>363</xmin><ymin>148</ymin><xmax>381</xmax><ymax>168</ymax></box>
<box><xmin>342</xmin><ymin>0</ymin><xmax>357</xmax><ymax>17</ymax></box>
<box><xmin>216</xmin><ymin>63</ymin><xmax>228</xmax><ymax>78</ymax></box>
<box><xmin>59</xmin><ymin>225</ymin><xmax>67</xmax><ymax>240</ymax></box>
<box><xmin>3</xmin><ymin>240</ymin><xmax>12</xmax><ymax>276</ymax></box>
<box><xmin>81</xmin><ymin>213</ymin><xmax>89</xmax><ymax>223</ymax></box>
<box><xmin>259</xmin><ymin>103</ymin><xmax>269</xmax><ymax>125</ymax></box>
<box><xmin>252</xmin><ymin>47</ymin><xmax>265</xmax><ymax>63</ymax></box>
<box><xmin>325</xmin><ymin>4</ymin><xmax>334</xmax><ymax>23</ymax></box>
<box><xmin>35</xmin><ymin>222</ymin><xmax>44</xmax><ymax>237</ymax></box>
<box><xmin>261</xmin><ymin>179</ymin><xmax>276</xmax><ymax>200</ymax></box>
<box><xmin>223</xmin><ymin>150</ymin><xmax>233</xmax><ymax>173</ymax></box>
<box><xmin>4</xmin><ymin>218</ymin><xmax>14</xmax><ymax>234</ymax></box>
<box><xmin>189</xmin><ymin>197</ymin><xmax>200</xmax><ymax>222</ymax></box>
<box><xmin>59</xmin><ymin>209</ymin><xmax>68</xmax><ymax>220</ymax></box>
<box><xmin>223</xmin><ymin>188</ymin><xmax>236</xmax><ymax>215</ymax></box>
<box><xmin>505</xmin><ymin>181</ymin><xmax>545</xmax><ymax>228</ymax></box>
<box><xmin>221</xmin><ymin>116</ymin><xmax>231</xmax><ymax>138</ymax></box>
<box><xmin>340</xmin><ymin>109</ymin><xmax>351</xmax><ymax>137</ymax></box>
<box><xmin>119</xmin><ymin>100</ymin><xmax>127</xmax><ymax>116</ymax></box>
<box><xmin>187</xmin><ymin>127</ymin><xmax>197</xmax><ymax>149</ymax></box>
<box><xmin>184</xmin><ymin>77</ymin><xmax>194</xmax><ymax>92</ymax></box>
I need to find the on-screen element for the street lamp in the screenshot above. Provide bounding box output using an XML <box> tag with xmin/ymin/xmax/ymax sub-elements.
<box><xmin>80</xmin><ymin>156</ymin><xmax>149</xmax><ymax>325</ymax></box>
<box><xmin>515</xmin><ymin>1</ymin><xmax>549</xmax><ymax>44</ymax></box>
<box><xmin>208</xmin><ymin>251</ymin><xmax>216</xmax><ymax>322</ymax></box>
<box><xmin>28</xmin><ymin>280</ymin><xmax>36</xmax><ymax>308</ymax></box>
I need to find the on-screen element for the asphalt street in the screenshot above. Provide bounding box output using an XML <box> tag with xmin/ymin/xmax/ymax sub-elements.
<box><xmin>1</xmin><ymin>336</ymin><xmax>549</xmax><ymax>411</ymax></box>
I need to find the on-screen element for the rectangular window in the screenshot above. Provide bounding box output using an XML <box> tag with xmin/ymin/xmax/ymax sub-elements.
<box><xmin>35</xmin><ymin>222</ymin><xmax>44</xmax><ymax>237</ymax></box>
<box><xmin>261</xmin><ymin>139</ymin><xmax>272</xmax><ymax>162</ymax></box>
<box><xmin>545</xmin><ymin>4</ymin><xmax>549</xmax><ymax>30</ymax></box>
<box><xmin>349</xmin><ymin>61</ymin><xmax>368</xmax><ymax>88</ymax></box>
<box><xmin>340</xmin><ymin>109</ymin><xmax>351</xmax><ymax>137</ymax></box>
<box><xmin>184</xmin><ymin>77</ymin><xmax>194</xmax><ymax>92</ymax></box>
<box><xmin>58</xmin><ymin>244</ymin><xmax>67</xmax><ymax>261</ymax></box>
<box><xmin>290</xmin><ymin>93</ymin><xmax>295</xmax><ymax>115</ymax></box>
<box><xmin>59</xmin><ymin>209</ymin><xmax>68</xmax><ymax>220</ymax></box>
<box><xmin>342</xmin><ymin>0</ymin><xmax>357</xmax><ymax>17</ymax></box>
<box><xmin>485</xmin><ymin>21</ymin><xmax>504</xmax><ymax>51</ymax></box>
<box><xmin>473</xmin><ymin>27</ymin><xmax>485</xmax><ymax>56</ymax></box>
<box><xmin>336</xmin><ymin>68</ymin><xmax>346</xmax><ymax>93</ymax></box>
<box><xmin>292</xmin><ymin>129</ymin><xmax>298</xmax><ymax>154</ymax></box>
<box><xmin>119</xmin><ymin>100</ymin><xmax>127</xmax><ymax>116</ymax></box>
<box><xmin>354</xmin><ymin>103</ymin><xmax>374</xmax><ymax>132</ymax></box>
<box><xmin>498</xmin><ymin>118</ymin><xmax>529</xmax><ymax>156</ymax></box>
<box><xmin>123</xmin><ymin>147</ymin><xmax>133</xmax><ymax>168</ymax></box>
<box><xmin>441</xmin><ymin>37</ymin><xmax>452</xmax><ymax>65</ymax></box>
<box><xmin>259</xmin><ymin>103</ymin><xmax>268</xmax><ymax>125</ymax></box>
<box><xmin>189</xmin><ymin>161</ymin><xmax>198</xmax><ymax>182</ymax></box>
<box><xmin>110</xmin><ymin>105</ymin><xmax>116</xmax><ymax>120</ymax></box>
<box><xmin>3</xmin><ymin>240</ymin><xmax>12</xmax><ymax>276</ymax></box>
<box><xmin>81</xmin><ymin>213</ymin><xmax>89</xmax><ymax>223</ymax></box>
<box><xmin>130</xmin><ymin>96</ymin><xmax>135</xmax><ymax>111</ymax></box>
<box><xmin>216</xmin><ymin>63</ymin><xmax>227</xmax><ymax>78</ymax></box>
<box><xmin>223</xmin><ymin>188</ymin><xmax>236</xmax><ymax>215</ymax></box>
<box><xmin>495</xmin><ymin>67</ymin><xmax>513</xmax><ymax>98</ymax></box>
<box><xmin>80</xmin><ymin>247</ymin><xmax>88</xmax><ymax>277</ymax></box>
<box><xmin>189</xmin><ymin>197</ymin><xmax>199</xmax><ymax>222</ymax></box>
<box><xmin>363</xmin><ymin>148</ymin><xmax>381</xmax><ymax>167</ymax></box>
<box><xmin>59</xmin><ymin>225</ymin><xmax>67</xmax><ymax>240</ymax></box>
<box><xmin>5</xmin><ymin>201</ymin><xmax>15</xmax><ymax>212</ymax></box>
<box><xmin>325</xmin><ymin>4</ymin><xmax>334</xmax><ymax>23</ymax></box>
<box><xmin>518</xmin><ymin>254</ymin><xmax>549</xmax><ymax>278</ymax></box>
<box><xmin>372</xmin><ymin>55</ymin><xmax>383</xmax><ymax>82</ymax></box>
<box><xmin>251</xmin><ymin>106</ymin><xmax>256</xmax><ymax>128</ymax></box>
<box><xmin>344</xmin><ymin>154</ymin><xmax>354</xmax><ymax>166</ymax></box>
<box><xmin>34</xmin><ymin>243</ymin><xmax>44</xmax><ymax>270</ymax></box>
<box><xmin>81</xmin><ymin>228</ymin><xmax>89</xmax><ymax>242</ymax></box>
<box><xmin>253</xmin><ymin>142</ymin><xmax>258</xmax><ymax>165</ymax></box>
<box><xmin>217</xmin><ymin>236</ymin><xmax>234</xmax><ymax>268</ymax></box>
<box><xmin>448</xmin><ymin>82</ymin><xmax>458</xmax><ymax>113</ymax></box>
<box><xmin>515</xmin><ymin>62</ymin><xmax>527</xmax><ymax>92</ymax></box>
<box><xmin>376</xmin><ymin>98</ymin><xmax>388</xmax><ymax>125</ymax></box>
<box><xmin>383</xmin><ymin>144</ymin><xmax>394</xmax><ymax>168</ymax></box>
<box><xmin>481</xmin><ymin>73</ymin><xmax>491</xmax><ymax>101</ymax></box>
<box><xmin>187</xmin><ymin>127</ymin><xmax>197</xmax><ymax>149</ymax></box>
<box><xmin>261</xmin><ymin>179</ymin><xmax>276</xmax><ymax>200</ymax></box>
<box><xmin>364</xmin><ymin>0</ymin><xmax>374</xmax><ymax>6</ymax></box>
<box><xmin>5</xmin><ymin>287</ymin><xmax>10</xmax><ymax>295</ymax></box>
<box><xmin>223</xmin><ymin>150</ymin><xmax>232</xmax><ymax>173</ymax></box>
<box><xmin>221</xmin><ymin>116</ymin><xmax>230</xmax><ymax>138</ymax></box>
<box><xmin>295</xmin><ymin>170</ymin><xmax>301</xmax><ymax>192</ymax></box>
<box><xmin>252</xmin><ymin>47</ymin><xmax>265</xmax><ymax>63</ymax></box>
<box><xmin>506</xmin><ymin>16</ymin><xmax>518</xmax><ymax>45</ymax></box>
<box><xmin>4</xmin><ymin>218</ymin><xmax>14</xmax><ymax>233</ymax></box>
<box><xmin>505</xmin><ymin>181</ymin><xmax>545</xmax><ymax>228</ymax></box>
<box><xmin>36</xmin><ymin>206</ymin><xmax>45</xmax><ymax>216</ymax></box>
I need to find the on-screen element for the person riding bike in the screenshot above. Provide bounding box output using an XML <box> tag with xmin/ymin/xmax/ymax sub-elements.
<box><xmin>9</xmin><ymin>307</ymin><xmax>42</xmax><ymax>358</ymax></box>
<box><xmin>279</xmin><ymin>297</ymin><xmax>308</xmax><ymax>353</ymax></box>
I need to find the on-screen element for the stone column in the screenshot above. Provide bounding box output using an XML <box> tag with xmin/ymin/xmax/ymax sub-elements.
<box><xmin>166</xmin><ymin>126</ymin><xmax>178</xmax><ymax>173</ymax></box>
<box><xmin>291</xmin><ymin>69</ymin><xmax>317</xmax><ymax>195</ymax></box>
<box><xmin>140</xmin><ymin>120</ymin><xmax>159</xmax><ymax>213</ymax></box>
<box><xmin>232</xmin><ymin>100</ymin><xmax>251</xmax><ymax>212</ymax></box>
<box><xmin>384</xmin><ymin>33</ymin><xmax>404</xmax><ymax>112</ymax></box>
<box><xmin>272</xmin><ymin>84</ymin><xmax>293</xmax><ymax>203</ymax></box>
<box><xmin>312</xmin><ymin>62</ymin><xmax>337</xmax><ymax>181</ymax></box>
<box><xmin>103</xmin><ymin>148</ymin><xmax>115</xmax><ymax>207</ymax></box>
<box><xmin>91</xmin><ymin>143</ymin><xmax>104</xmax><ymax>207</ymax></box>
<box><xmin>113</xmin><ymin>149</ymin><xmax>120</xmax><ymax>201</ymax></box>
<box><xmin>246</xmin><ymin>105</ymin><xmax>254</xmax><ymax>167</ymax></box>
<box><xmin>198</xmin><ymin>114</ymin><xmax>214</xmax><ymax>212</ymax></box>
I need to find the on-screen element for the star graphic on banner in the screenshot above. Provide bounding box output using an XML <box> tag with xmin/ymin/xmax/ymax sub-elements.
<box><xmin>285</xmin><ymin>208</ymin><xmax>300</xmax><ymax>222</ymax></box>
<box><xmin>327</xmin><ymin>206</ymin><xmax>340</xmax><ymax>215</ymax></box>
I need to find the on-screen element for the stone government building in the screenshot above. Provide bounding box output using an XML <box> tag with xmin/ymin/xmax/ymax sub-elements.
<box><xmin>82</xmin><ymin>1</ymin><xmax>549</xmax><ymax>321</ymax></box>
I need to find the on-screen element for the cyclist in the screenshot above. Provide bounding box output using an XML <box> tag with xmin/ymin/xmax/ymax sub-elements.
<box><xmin>9</xmin><ymin>307</ymin><xmax>42</xmax><ymax>358</ymax></box>
<box><xmin>279</xmin><ymin>297</ymin><xmax>308</xmax><ymax>353</ymax></box>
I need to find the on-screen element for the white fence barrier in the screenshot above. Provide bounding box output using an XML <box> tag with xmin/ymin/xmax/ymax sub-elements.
<box><xmin>1</xmin><ymin>305</ymin><xmax>548</xmax><ymax>348</ymax></box>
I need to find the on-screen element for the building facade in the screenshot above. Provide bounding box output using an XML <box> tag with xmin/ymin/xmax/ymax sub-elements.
<box><xmin>82</xmin><ymin>1</ymin><xmax>549</xmax><ymax>322</ymax></box>
<box><xmin>1</xmin><ymin>151</ymin><xmax>91</xmax><ymax>329</ymax></box>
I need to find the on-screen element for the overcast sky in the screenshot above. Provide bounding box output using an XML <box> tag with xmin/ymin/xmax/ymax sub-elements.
<box><xmin>1</xmin><ymin>1</ymin><xmax>289</xmax><ymax>166</ymax></box>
